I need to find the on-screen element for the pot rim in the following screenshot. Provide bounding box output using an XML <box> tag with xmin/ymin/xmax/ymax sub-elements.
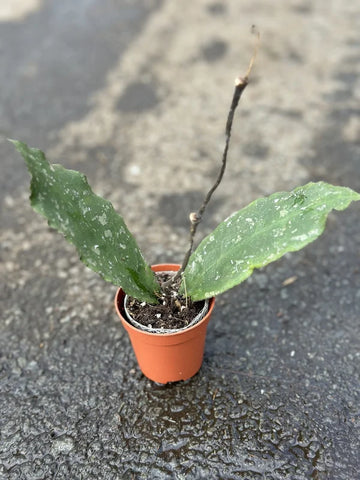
<box><xmin>115</xmin><ymin>289</ymin><xmax>215</xmax><ymax>339</ymax></box>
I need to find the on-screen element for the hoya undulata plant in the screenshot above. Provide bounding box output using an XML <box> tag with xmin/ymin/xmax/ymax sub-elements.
<box><xmin>11</xmin><ymin>58</ymin><xmax>360</xmax><ymax>305</ymax></box>
<box><xmin>12</xmin><ymin>142</ymin><xmax>360</xmax><ymax>304</ymax></box>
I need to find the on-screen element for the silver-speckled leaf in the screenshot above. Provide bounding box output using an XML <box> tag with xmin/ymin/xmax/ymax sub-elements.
<box><xmin>12</xmin><ymin>140</ymin><xmax>160</xmax><ymax>303</ymax></box>
<box><xmin>183</xmin><ymin>182</ymin><xmax>360</xmax><ymax>301</ymax></box>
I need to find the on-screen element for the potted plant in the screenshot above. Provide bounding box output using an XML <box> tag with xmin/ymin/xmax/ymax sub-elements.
<box><xmin>11</xmin><ymin>59</ymin><xmax>360</xmax><ymax>383</ymax></box>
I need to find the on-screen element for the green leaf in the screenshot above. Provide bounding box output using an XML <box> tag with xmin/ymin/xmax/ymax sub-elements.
<box><xmin>182</xmin><ymin>182</ymin><xmax>360</xmax><ymax>301</ymax></box>
<box><xmin>12</xmin><ymin>140</ymin><xmax>160</xmax><ymax>303</ymax></box>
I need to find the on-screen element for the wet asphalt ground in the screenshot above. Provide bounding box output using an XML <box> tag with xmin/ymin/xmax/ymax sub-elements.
<box><xmin>1</xmin><ymin>1</ymin><xmax>360</xmax><ymax>479</ymax></box>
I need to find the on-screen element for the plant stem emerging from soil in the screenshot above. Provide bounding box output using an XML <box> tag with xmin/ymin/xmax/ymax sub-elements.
<box><xmin>163</xmin><ymin>31</ymin><xmax>260</xmax><ymax>291</ymax></box>
<box><xmin>178</xmin><ymin>77</ymin><xmax>248</xmax><ymax>270</ymax></box>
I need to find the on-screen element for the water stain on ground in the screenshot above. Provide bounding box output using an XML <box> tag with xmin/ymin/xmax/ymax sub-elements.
<box><xmin>242</xmin><ymin>140</ymin><xmax>269</xmax><ymax>160</ymax></box>
<box><xmin>201</xmin><ymin>39</ymin><xmax>228</xmax><ymax>62</ymax></box>
<box><xmin>117</xmin><ymin>81</ymin><xmax>161</xmax><ymax>113</ymax></box>
<box><xmin>206</xmin><ymin>2</ymin><xmax>227</xmax><ymax>16</ymax></box>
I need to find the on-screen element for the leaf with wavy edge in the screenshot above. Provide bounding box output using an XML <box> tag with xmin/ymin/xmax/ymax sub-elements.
<box><xmin>12</xmin><ymin>140</ymin><xmax>160</xmax><ymax>303</ymax></box>
<box><xmin>182</xmin><ymin>182</ymin><xmax>360</xmax><ymax>301</ymax></box>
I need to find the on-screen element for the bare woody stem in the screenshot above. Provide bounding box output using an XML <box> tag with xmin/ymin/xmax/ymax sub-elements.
<box><xmin>188</xmin><ymin>78</ymin><xmax>247</xmax><ymax>262</ymax></box>
<box><xmin>162</xmin><ymin>77</ymin><xmax>248</xmax><ymax>290</ymax></box>
<box><xmin>163</xmin><ymin>34</ymin><xmax>260</xmax><ymax>289</ymax></box>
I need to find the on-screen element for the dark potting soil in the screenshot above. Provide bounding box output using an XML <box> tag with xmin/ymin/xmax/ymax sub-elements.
<box><xmin>126</xmin><ymin>273</ymin><xmax>206</xmax><ymax>330</ymax></box>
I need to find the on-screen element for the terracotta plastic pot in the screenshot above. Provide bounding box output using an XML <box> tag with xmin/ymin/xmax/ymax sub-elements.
<box><xmin>114</xmin><ymin>264</ymin><xmax>215</xmax><ymax>383</ymax></box>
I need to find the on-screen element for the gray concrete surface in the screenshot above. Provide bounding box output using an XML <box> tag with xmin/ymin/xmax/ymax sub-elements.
<box><xmin>1</xmin><ymin>1</ymin><xmax>360</xmax><ymax>479</ymax></box>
